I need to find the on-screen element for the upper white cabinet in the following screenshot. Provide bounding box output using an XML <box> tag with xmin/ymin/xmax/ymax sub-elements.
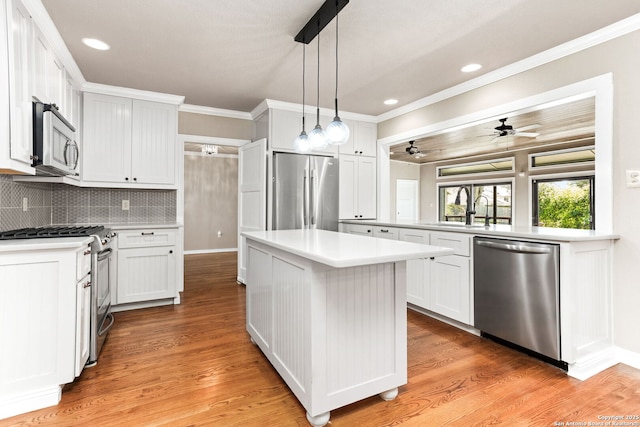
<box><xmin>339</xmin><ymin>155</ymin><xmax>376</xmax><ymax>219</ymax></box>
<box><xmin>82</xmin><ymin>93</ymin><xmax>177</xmax><ymax>188</ymax></box>
<box><xmin>339</xmin><ymin>120</ymin><xmax>377</xmax><ymax>157</ymax></box>
<box><xmin>1</xmin><ymin>0</ymin><xmax>34</xmax><ymax>174</ymax></box>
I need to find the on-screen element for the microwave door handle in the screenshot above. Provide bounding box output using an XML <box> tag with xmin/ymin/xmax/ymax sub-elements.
<box><xmin>63</xmin><ymin>140</ymin><xmax>69</xmax><ymax>166</ymax></box>
<box><xmin>72</xmin><ymin>141</ymin><xmax>79</xmax><ymax>169</ymax></box>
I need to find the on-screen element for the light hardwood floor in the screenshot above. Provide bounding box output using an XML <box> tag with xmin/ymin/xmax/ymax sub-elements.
<box><xmin>3</xmin><ymin>252</ymin><xmax>639</xmax><ymax>426</ymax></box>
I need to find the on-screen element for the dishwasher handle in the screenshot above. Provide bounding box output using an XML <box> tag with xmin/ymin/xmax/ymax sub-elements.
<box><xmin>476</xmin><ymin>239</ymin><xmax>553</xmax><ymax>254</ymax></box>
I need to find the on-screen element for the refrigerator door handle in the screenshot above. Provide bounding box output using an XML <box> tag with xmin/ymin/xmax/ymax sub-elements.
<box><xmin>303</xmin><ymin>171</ymin><xmax>309</xmax><ymax>226</ymax></box>
<box><xmin>310</xmin><ymin>168</ymin><xmax>315</xmax><ymax>225</ymax></box>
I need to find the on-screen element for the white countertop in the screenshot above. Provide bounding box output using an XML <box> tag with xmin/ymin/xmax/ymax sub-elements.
<box><xmin>341</xmin><ymin>220</ymin><xmax>619</xmax><ymax>242</ymax></box>
<box><xmin>242</xmin><ymin>229</ymin><xmax>454</xmax><ymax>268</ymax></box>
<box><xmin>0</xmin><ymin>236</ymin><xmax>92</xmax><ymax>253</ymax></box>
<box><xmin>108</xmin><ymin>223</ymin><xmax>182</xmax><ymax>230</ymax></box>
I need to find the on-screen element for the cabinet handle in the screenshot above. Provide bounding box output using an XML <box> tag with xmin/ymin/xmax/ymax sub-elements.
<box><xmin>133</xmin><ymin>177</ymin><xmax>137</xmax><ymax>181</ymax></box>
<box><xmin>169</xmin><ymin>250</ymin><xmax>173</xmax><ymax>254</ymax></box>
<box><xmin>83</xmin><ymin>281</ymin><xmax>92</xmax><ymax>288</ymax></box>
<box><xmin>125</xmin><ymin>177</ymin><xmax>129</xmax><ymax>181</ymax></box>
<box><xmin>141</xmin><ymin>232</ymin><xmax>155</xmax><ymax>236</ymax></box>
<box><xmin>83</xmin><ymin>249</ymin><xmax>91</xmax><ymax>255</ymax></box>
<box><xmin>367</xmin><ymin>230</ymin><xmax>371</xmax><ymax>233</ymax></box>
<box><xmin>430</xmin><ymin>257</ymin><xmax>435</xmax><ymax>260</ymax></box>
<box><xmin>359</xmin><ymin>151</ymin><xmax>363</xmax><ymax>154</ymax></box>
<box><xmin>354</xmin><ymin>150</ymin><xmax>358</xmax><ymax>154</ymax></box>
<box><xmin>359</xmin><ymin>215</ymin><xmax>363</xmax><ymax>218</ymax></box>
<box><xmin>380</xmin><ymin>229</ymin><xmax>389</xmax><ymax>233</ymax></box>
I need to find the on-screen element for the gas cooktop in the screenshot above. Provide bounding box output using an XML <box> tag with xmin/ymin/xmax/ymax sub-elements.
<box><xmin>0</xmin><ymin>226</ymin><xmax>106</xmax><ymax>240</ymax></box>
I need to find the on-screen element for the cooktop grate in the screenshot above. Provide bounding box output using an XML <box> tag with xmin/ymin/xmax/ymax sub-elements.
<box><xmin>0</xmin><ymin>226</ymin><xmax>105</xmax><ymax>240</ymax></box>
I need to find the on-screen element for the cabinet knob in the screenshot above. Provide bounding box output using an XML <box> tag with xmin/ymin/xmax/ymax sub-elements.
<box><xmin>354</xmin><ymin>150</ymin><xmax>358</xmax><ymax>154</ymax></box>
<box><xmin>133</xmin><ymin>177</ymin><xmax>137</xmax><ymax>181</ymax></box>
<box><xmin>83</xmin><ymin>249</ymin><xmax>91</xmax><ymax>255</ymax></box>
<box><xmin>359</xmin><ymin>151</ymin><xmax>363</xmax><ymax>154</ymax></box>
<box><xmin>125</xmin><ymin>177</ymin><xmax>129</xmax><ymax>181</ymax></box>
<box><xmin>169</xmin><ymin>250</ymin><xmax>173</xmax><ymax>254</ymax></box>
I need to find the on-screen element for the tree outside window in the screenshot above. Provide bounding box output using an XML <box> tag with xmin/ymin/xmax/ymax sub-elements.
<box><xmin>532</xmin><ymin>176</ymin><xmax>594</xmax><ymax>230</ymax></box>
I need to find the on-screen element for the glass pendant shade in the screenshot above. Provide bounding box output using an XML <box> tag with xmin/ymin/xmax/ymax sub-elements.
<box><xmin>309</xmin><ymin>124</ymin><xmax>328</xmax><ymax>149</ymax></box>
<box><xmin>294</xmin><ymin>131</ymin><xmax>311</xmax><ymax>153</ymax></box>
<box><xmin>326</xmin><ymin>116</ymin><xmax>349</xmax><ymax>145</ymax></box>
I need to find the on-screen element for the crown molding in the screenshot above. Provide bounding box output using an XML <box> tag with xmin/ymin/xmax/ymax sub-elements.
<box><xmin>81</xmin><ymin>82</ymin><xmax>185</xmax><ymax>105</ymax></box>
<box><xmin>377</xmin><ymin>12</ymin><xmax>640</xmax><ymax>122</ymax></box>
<box><xmin>251</xmin><ymin>99</ymin><xmax>377</xmax><ymax>122</ymax></box>
<box><xmin>179</xmin><ymin>104</ymin><xmax>252</xmax><ymax>120</ymax></box>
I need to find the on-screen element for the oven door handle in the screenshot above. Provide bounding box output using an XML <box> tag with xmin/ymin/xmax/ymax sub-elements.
<box><xmin>97</xmin><ymin>248</ymin><xmax>113</xmax><ymax>261</ymax></box>
<box><xmin>98</xmin><ymin>312</ymin><xmax>115</xmax><ymax>337</ymax></box>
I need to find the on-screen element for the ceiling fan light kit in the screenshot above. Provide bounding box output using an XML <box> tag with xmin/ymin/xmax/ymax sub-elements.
<box><xmin>293</xmin><ymin>0</ymin><xmax>350</xmax><ymax>152</ymax></box>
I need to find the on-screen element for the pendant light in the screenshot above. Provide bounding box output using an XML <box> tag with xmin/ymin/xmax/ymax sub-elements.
<box><xmin>308</xmin><ymin>23</ymin><xmax>328</xmax><ymax>149</ymax></box>
<box><xmin>325</xmin><ymin>3</ymin><xmax>349</xmax><ymax>145</ymax></box>
<box><xmin>293</xmin><ymin>43</ymin><xmax>311</xmax><ymax>153</ymax></box>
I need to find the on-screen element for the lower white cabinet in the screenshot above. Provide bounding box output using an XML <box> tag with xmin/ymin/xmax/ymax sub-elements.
<box><xmin>115</xmin><ymin>228</ymin><xmax>177</xmax><ymax>305</ymax></box>
<box><xmin>373</xmin><ymin>226</ymin><xmax>398</xmax><ymax>240</ymax></box>
<box><xmin>75</xmin><ymin>273</ymin><xmax>91</xmax><ymax>376</ymax></box>
<box><xmin>341</xmin><ymin>223</ymin><xmax>373</xmax><ymax>236</ymax></box>
<box><xmin>0</xmin><ymin>240</ymin><xmax>91</xmax><ymax>420</ymax></box>
<box><xmin>430</xmin><ymin>255</ymin><xmax>470</xmax><ymax>324</ymax></box>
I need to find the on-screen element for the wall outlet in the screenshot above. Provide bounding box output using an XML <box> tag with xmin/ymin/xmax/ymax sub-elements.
<box><xmin>22</xmin><ymin>197</ymin><xmax>28</xmax><ymax>212</ymax></box>
<box><xmin>122</xmin><ymin>199</ymin><xmax>130</xmax><ymax>210</ymax></box>
<box><xmin>626</xmin><ymin>170</ymin><xmax>640</xmax><ymax>187</ymax></box>
<box><xmin>217</xmin><ymin>230</ymin><xmax>222</xmax><ymax>238</ymax></box>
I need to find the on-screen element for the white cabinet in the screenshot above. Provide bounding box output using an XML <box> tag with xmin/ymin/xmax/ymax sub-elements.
<box><xmin>74</xmin><ymin>244</ymin><xmax>91</xmax><ymax>377</ymax></box>
<box><xmin>82</xmin><ymin>93</ymin><xmax>177</xmax><ymax>187</ymax></box>
<box><xmin>342</xmin><ymin>222</ymin><xmax>373</xmax><ymax>236</ymax></box>
<box><xmin>1</xmin><ymin>0</ymin><xmax>34</xmax><ymax>174</ymax></box>
<box><xmin>115</xmin><ymin>228</ymin><xmax>178</xmax><ymax>305</ymax></box>
<box><xmin>398</xmin><ymin>228</ymin><xmax>431</xmax><ymax>308</ymax></box>
<box><xmin>0</xmin><ymin>240</ymin><xmax>89</xmax><ymax>419</ymax></box>
<box><xmin>339</xmin><ymin>155</ymin><xmax>376</xmax><ymax>219</ymax></box>
<box><xmin>339</xmin><ymin>120</ymin><xmax>377</xmax><ymax>157</ymax></box>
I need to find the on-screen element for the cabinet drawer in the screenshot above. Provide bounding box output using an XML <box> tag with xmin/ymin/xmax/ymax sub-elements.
<box><xmin>117</xmin><ymin>229</ymin><xmax>176</xmax><ymax>249</ymax></box>
<box><xmin>76</xmin><ymin>243</ymin><xmax>92</xmax><ymax>281</ymax></box>
<box><xmin>373</xmin><ymin>227</ymin><xmax>398</xmax><ymax>240</ymax></box>
<box><xmin>430</xmin><ymin>232</ymin><xmax>471</xmax><ymax>256</ymax></box>
<box><xmin>398</xmin><ymin>228</ymin><xmax>430</xmax><ymax>244</ymax></box>
<box><xmin>343</xmin><ymin>223</ymin><xmax>373</xmax><ymax>236</ymax></box>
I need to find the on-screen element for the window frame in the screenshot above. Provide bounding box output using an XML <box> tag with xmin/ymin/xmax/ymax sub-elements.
<box><xmin>528</xmin><ymin>145</ymin><xmax>595</xmax><ymax>171</ymax></box>
<box><xmin>529</xmin><ymin>171</ymin><xmax>596</xmax><ymax>230</ymax></box>
<box><xmin>436</xmin><ymin>156</ymin><xmax>515</xmax><ymax>179</ymax></box>
<box><xmin>437</xmin><ymin>177</ymin><xmax>515</xmax><ymax>225</ymax></box>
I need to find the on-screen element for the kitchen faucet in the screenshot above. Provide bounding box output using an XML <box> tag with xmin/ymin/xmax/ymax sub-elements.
<box><xmin>475</xmin><ymin>194</ymin><xmax>491</xmax><ymax>227</ymax></box>
<box><xmin>454</xmin><ymin>186</ymin><xmax>475</xmax><ymax>225</ymax></box>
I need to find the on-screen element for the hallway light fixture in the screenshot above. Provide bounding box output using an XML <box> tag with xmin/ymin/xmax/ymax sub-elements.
<box><xmin>201</xmin><ymin>144</ymin><xmax>218</xmax><ymax>155</ymax></box>
<box><xmin>325</xmin><ymin>4</ymin><xmax>349</xmax><ymax>146</ymax></box>
<box><xmin>293</xmin><ymin>43</ymin><xmax>311</xmax><ymax>153</ymax></box>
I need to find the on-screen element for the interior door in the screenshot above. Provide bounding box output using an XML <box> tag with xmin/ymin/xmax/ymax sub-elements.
<box><xmin>238</xmin><ymin>138</ymin><xmax>267</xmax><ymax>283</ymax></box>
<box><xmin>396</xmin><ymin>179</ymin><xmax>418</xmax><ymax>222</ymax></box>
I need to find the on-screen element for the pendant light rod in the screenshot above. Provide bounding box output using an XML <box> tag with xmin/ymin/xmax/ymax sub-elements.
<box><xmin>294</xmin><ymin>0</ymin><xmax>349</xmax><ymax>44</ymax></box>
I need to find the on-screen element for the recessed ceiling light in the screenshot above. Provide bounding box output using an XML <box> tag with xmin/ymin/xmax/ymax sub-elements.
<box><xmin>82</xmin><ymin>38</ymin><xmax>110</xmax><ymax>51</ymax></box>
<box><xmin>461</xmin><ymin>63</ymin><xmax>482</xmax><ymax>73</ymax></box>
<box><xmin>384</xmin><ymin>99</ymin><xmax>398</xmax><ymax>105</ymax></box>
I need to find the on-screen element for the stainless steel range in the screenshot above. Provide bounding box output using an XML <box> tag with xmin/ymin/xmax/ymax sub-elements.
<box><xmin>0</xmin><ymin>225</ymin><xmax>116</xmax><ymax>365</ymax></box>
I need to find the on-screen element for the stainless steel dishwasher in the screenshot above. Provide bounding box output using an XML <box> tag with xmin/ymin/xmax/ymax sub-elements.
<box><xmin>473</xmin><ymin>237</ymin><xmax>561</xmax><ymax>361</ymax></box>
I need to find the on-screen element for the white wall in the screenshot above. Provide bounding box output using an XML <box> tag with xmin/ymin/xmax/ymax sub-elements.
<box><xmin>379</xmin><ymin>29</ymin><xmax>640</xmax><ymax>354</ymax></box>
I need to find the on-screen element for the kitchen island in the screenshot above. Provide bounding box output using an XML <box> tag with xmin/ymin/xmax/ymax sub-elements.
<box><xmin>242</xmin><ymin>229</ymin><xmax>453</xmax><ymax>426</ymax></box>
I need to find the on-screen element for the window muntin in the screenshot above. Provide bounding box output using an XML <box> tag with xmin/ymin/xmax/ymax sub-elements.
<box><xmin>439</xmin><ymin>182</ymin><xmax>512</xmax><ymax>225</ymax></box>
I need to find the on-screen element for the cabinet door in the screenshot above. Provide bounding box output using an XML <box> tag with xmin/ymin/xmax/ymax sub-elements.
<box><xmin>343</xmin><ymin>223</ymin><xmax>372</xmax><ymax>236</ymax></box>
<box><xmin>32</xmin><ymin>26</ymin><xmax>50</xmax><ymax>103</ymax></box>
<box><xmin>82</xmin><ymin>93</ymin><xmax>132</xmax><ymax>183</ymax></box>
<box><xmin>373</xmin><ymin>227</ymin><xmax>398</xmax><ymax>240</ymax></box>
<box><xmin>339</xmin><ymin>155</ymin><xmax>358</xmax><ymax>219</ymax></box>
<box><xmin>430</xmin><ymin>255</ymin><xmax>470</xmax><ymax>324</ymax></box>
<box><xmin>117</xmin><ymin>246</ymin><xmax>176</xmax><ymax>304</ymax></box>
<box><xmin>355</xmin><ymin>121</ymin><xmax>377</xmax><ymax>157</ymax></box>
<box><xmin>337</xmin><ymin>118</ymin><xmax>357</xmax><ymax>155</ymax></box>
<box><xmin>75</xmin><ymin>275</ymin><xmax>91</xmax><ymax>376</ymax></box>
<box><xmin>399</xmin><ymin>228</ymin><xmax>431</xmax><ymax>307</ymax></box>
<box><xmin>131</xmin><ymin>100</ymin><xmax>176</xmax><ymax>185</ymax></box>
<box><xmin>357</xmin><ymin>156</ymin><xmax>377</xmax><ymax>219</ymax></box>
<box><xmin>7</xmin><ymin>0</ymin><xmax>33</xmax><ymax>166</ymax></box>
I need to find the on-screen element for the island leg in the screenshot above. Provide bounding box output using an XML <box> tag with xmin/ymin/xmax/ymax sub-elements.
<box><xmin>379</xmin><ymin>387</ymin><xmax>399</xmax><ymax>401</ymax></box>
<box><xmin>306</xmin><ymin>411</ymin><xmax>330</xmax><ymax>427</ymax></box>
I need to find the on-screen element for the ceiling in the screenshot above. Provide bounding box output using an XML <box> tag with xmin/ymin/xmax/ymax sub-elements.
<box><xmin>41</xmin><ymin>1</ymin><xmax>640</xmax><ymax>117</ymax></box>
<box><xmin>390</xmin><ymin>96</ymin><xmax>595</xmax><ymax>164</ymax></box>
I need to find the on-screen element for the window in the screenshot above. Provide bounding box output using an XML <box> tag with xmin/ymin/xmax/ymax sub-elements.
<box><xmin>532</xmin><ymin>176</ymin><xmax>595</xmax><ymax>230</ymax></box>
<box><xmin>529</xmin><ymin>146</ymin><xmax>595</xmax><ymax>169</ymax></box>
<box><xmin>439</xmin><ymin>182</ymin><xmax>512</xmax><ymax>224</ymax></box>
<box><xmin>437</xmin><ymin>157</ymin><xmax>514</xmax><ymax>177</ymax></box>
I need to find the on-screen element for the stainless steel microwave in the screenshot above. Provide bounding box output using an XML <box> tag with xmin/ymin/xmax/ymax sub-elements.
<box><xmin>32</xmin><ymin>102</ymin><xmax>79</xmax><ymax>176</ymax></box>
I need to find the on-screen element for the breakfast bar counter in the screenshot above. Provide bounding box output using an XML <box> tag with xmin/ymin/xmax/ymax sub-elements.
<box><xmin>242</xmin><ymin>229</ymin><xmax>453</xmax><ymax>426</ymax></box>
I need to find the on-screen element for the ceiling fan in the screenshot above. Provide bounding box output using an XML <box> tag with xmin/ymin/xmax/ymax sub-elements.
<box><xmin>490</xmin><ymin>118</ymin><xmax>540</xmax><ymax>142</ymax></box>
<box><xmin>405</xmin><ymin>140</ymin><xmax>427</xmax><ymax>158</ymax></box>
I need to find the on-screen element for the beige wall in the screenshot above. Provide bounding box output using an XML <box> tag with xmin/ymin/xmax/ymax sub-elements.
<box><xmin>389</xmin><ymin>161</ymin><xmax>421</xmax><ymax>220</ymax></box>
<box><xmin>379</xmin><ymin>30</ymin><xmax>640</xmax><ymax>354</ymax></box>
<box><xmin>184</xmin><ymin>154</ymin><xmax>238</xmax><ymax>252</ymax></box>
<box><xmin>179</xmin><ymin>112</ymin><xmax>254</xmax><ymax>140</ymax></box>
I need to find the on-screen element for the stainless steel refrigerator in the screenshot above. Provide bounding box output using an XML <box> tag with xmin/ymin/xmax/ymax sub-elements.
<box><xmin>272</xmin><ymin>152</ymin><xmax>339</xmax><ymax>231</ymax></box>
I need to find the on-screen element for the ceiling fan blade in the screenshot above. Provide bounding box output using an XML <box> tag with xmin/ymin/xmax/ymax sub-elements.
<box><xmin>490</xmin><ymin>136</ymin><xmax>501</xmax><ymax>143</ymax></box>
<box><xmin>515</xmin><ymin>124</ymin><xmax>541</xmax><ymax>132</ymax></box>
<box><xmin>515</xmin><ymin>132</ymin><xmax>540</xmax><ymax>137</ymax></box>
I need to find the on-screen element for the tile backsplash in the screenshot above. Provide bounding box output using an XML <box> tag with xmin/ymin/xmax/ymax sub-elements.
<box><xmin>0</xmin><ymin>175</ymin><xmax>177</xmax><ymax>231</ymax></box>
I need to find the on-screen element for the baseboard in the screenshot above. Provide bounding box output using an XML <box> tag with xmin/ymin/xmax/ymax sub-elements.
<box><xmin>111</xmin><ymin>298</ymin><xmax>176</xmax><ymax>313</ymax></box>
<box><xmin>567</xmin><ymin>346</ymin><xmax>619</xmax><ymax>381</ymax></box>
<box><xmin>616</xmin><ymin>347</ymin><xmax>640</xmax><ymax>370</ymax></box>
<box><xmin>0</xmin><ymin>385</ymin><xmax>62</xmax><ymax>420</ymax></box>
<box><xmin>184</xmin><ymin>248</ymin><xmax>237</xmax><ymax>255</ymax></box>
<box><xmin>407</xmin><ymin>303</ymin><xmax>480</xmax><ymax>336</ymax></box>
